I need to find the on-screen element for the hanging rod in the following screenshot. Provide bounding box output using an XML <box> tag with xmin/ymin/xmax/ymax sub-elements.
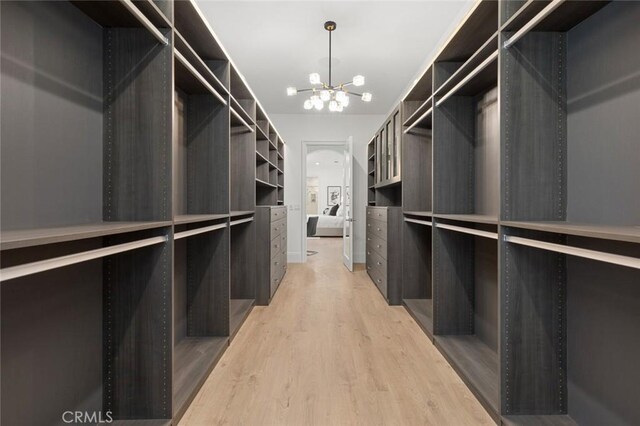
<box><xmin>230</xmin><ymin>217</ymin><xmax>254</xmax><ymax>227</ymax></box>
<box><xmin>0</xmin><ymin>235</ymin><xmax>168</xmax><ymax>283</ymax></box>
<box><xmin>174</xmin><ymin>50</ymin><xmax>227</xmax><ymax>105</ymax></box>
<box><xmin>504</xmin><ymin>235</ymin><xmax>640</xmax><ymax>270</ymax></box>
<box><xmin>435</xmin><ymin>50</ymin><xmax>498</xmax><ymax>107</ymax></box>
<box><xmin>403</xmin><ymin>107</ymin><xmax>433</xmax><ymax>134</ymax></box>
<box><xmin>503</xmin><ymin>0</ymin><xmax>565</xmax><ymax>49</ymax></box>
<box><xmin>402</xmin><ymin>96</ymin><xmax>433</xmax><ymax>127</ymax></box>
<box><xmin>404</xmin><ymin>218</ymin><xmax>433</xmax><ymax>227</ymax></box>
<box><xmin>230</xmin><ymin>107</ymin><xmax>254</xmax><ymax>133</ymax></box>
<box><xmin>121</xmin><ymin>0</ymin><xmax>169</xmax><ymax>45</ymax></box>
<box><xmin>436</xmin><ymin>223</ymin><xmax>498</xmax><ymax>240</ymax></box>
<box><xmin>174</xmin><ymin>223</ymin><xmax>227</xmax><ymax>240</ymax></box>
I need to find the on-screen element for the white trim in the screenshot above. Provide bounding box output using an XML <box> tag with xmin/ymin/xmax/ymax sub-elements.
<box><xmin>505</xmin><ymin>235</ymin><xmax>640</xmax><ymax>270</ymax></box>
<box><xmin>174</xmin><ymin>223</ymin><xmax>227</xmax><ymax>240</ymax></box>
<box><xmin>301</xmin><ymin>140</ymin><xmax>348</xmax><ymax>264</ymax></box>
<box><xmin>0</xmin><ymin>236</ymin><xmax>167</xmax><ymax>282</ymax></box>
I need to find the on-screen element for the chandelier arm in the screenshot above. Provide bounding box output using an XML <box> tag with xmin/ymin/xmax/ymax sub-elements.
<box><xmin>296</xmin><ymin>88</ymin><xmax>315</xmax><ymax>93</ymax></box>
<box><xmin>349</xmin><ymin>92</ymin><xmax>363</xmax><ymax>97</ymax></box>
<box><xmin>328</xmin><ymin>30</ymin><xmax>332</xmax><ymax>87</ymax></box>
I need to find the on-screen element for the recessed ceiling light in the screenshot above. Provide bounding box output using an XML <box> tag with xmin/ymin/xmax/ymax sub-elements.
<box><xmin>315</xmin><ymin>162</ymin><xmax>320</xmax><ymax>165</ymax></box>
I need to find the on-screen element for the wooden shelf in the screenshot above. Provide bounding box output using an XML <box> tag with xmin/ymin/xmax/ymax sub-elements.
<box><xmin>0</xmin><ymin>221</ymin><xmax>171</xmax><ymax>251</ymax></box>
<box><xmin>133</xmin><ymin>0</ymin><xmax>172</xmax><ymax>28</ymax></box>
<box><xmin>403</xmin><ymin>96</ymin><xmax>433</xmax><ymax>128</ymax></box>
<box><xmin>256</xmin><ymin>151</ymin><xmax>269</xmax><ymax>164</ymax></box>
<box><xmin>404</xmin><ymin>211</ymin><xmax>433</xmax><ymax>218</ymax></box>
<box><xmin>173</xmin><ymin>336</ymin><xmax>228</xmax><ymax>421</ymax></box>
<box><xmin>256</xmin><ymin>178</ymin><xmax>276</xmax><ymax>188</ymax></box>
<box><xmin>501</xmin><ymin>221</ymin><xmax>640</xmax><ymax>244</ymax></box>
<box><xmin>435</xmin><ymin>0</ymin><xmax>498</xmax><ymax>62</ymax></box>
<box><xmin>256</xmin><ymin>126</ymin><xmax>269</xmax><ymax>141</ymax></box>
<box><xmin>435</xmin><ymin>335</ymin><xmax>499</xmax><ymax>420</ymax></box>
<box><xmin>435</xmin><ymin>51</ymin><xmax>497</xmax><ymax>105</ymax></box>
<box><xmin>229</xmin><ymin>299</ymin><xmax>254</xmax><ymax>338</ymax></box>
<box><xmin>173</xmin><ymin>214</ymin><xmax>228</xmax><ymax>225</ymax></box>
<box><xmin>403</xmin><ymin>299</ymin><xmax>433</xmax><ymax>338</ymax></box>
<box><xmin>230</xmin><ymin>107</ymin><xmax>253</xmax><ymax>132</ymax></box>
<box><xmin>174</xmin><ymin>0</ymin><xmax>227</xmax><ymax>61</ymax></box>
<box><xmin>230</xmin><ymin>210</ymin><xmax>254</xmax><ymax>218</ymax></box>
<box><xmin>502</xmin><ymin>415</ymin><xmax>578</xmax><ymax>426</ymax></box>
<box><xmin>502</xmin><ymin>0</ymin><xmax>609</xmax><ymax>33</ymax></box>
<box><xmin>434</xmin><ymin>32</ymin><xmax>498</xmax><ymax>97</ymax></box>
<box><xmin>173</xmin><ymin>30</ymin><xmax>228</xmax><ymax>96</ymax></box>
<box><xmin>374</xmin><ymin>178</ymin><xmax>402</xmax><ymax>190</ymax></box>
<box><xmin>230</xmin><ymin>95</ymin><xmax>255</xmax><ymax>127</ymax></box>
<box><xmin>433</xmin><ymin>214</ymin><xmax>498</xmax><ymax>225</ymax></box>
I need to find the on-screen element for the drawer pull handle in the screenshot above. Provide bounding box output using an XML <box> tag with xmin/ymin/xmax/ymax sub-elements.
<box><xmin>275</xmin><ymin>262</ymin><xmax>279</xmax><ymax>265</ymax></box>
<box><xmin>377</xmin><ymin>279</ymin><xmax>382</xmax><ymax>283</ymax></box>
<box><xmin>377</xmin><ymin>245</ymin><xmax>382</xmax><ymax>248</ymax></box>
<box><xmin>377</xmin><ymin>228</ymin><xmax>381</xmax><ymax>231</ymax></box>
<box><xmin>376</xmin><ymin>262</ymin><xmax>382</xmax><ymax>266</ymax></box>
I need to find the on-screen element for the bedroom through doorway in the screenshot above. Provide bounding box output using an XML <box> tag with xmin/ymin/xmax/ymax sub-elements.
<box><xmin>304</xmin><ymin>143</ymin><xmax>347</xmax><ymax>258</ymax></box>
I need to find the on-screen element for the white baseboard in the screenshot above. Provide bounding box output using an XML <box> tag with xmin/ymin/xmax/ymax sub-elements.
<box><xmin>287</xmin><ymin>252</ymin><xmax>303</xmax><ymax>263</ymax></box>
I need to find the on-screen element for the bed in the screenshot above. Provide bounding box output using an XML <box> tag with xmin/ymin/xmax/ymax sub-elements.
<box><xmin>307</xmin><ymin>214</ymin><xmax>344</xmax><ymax>237</ymax></box>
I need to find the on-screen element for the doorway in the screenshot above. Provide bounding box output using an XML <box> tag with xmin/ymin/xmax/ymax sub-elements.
<box><xmin>301</xmin><ymin>141</ymin><xmax>353</xmax><ymax>269</ymax></box>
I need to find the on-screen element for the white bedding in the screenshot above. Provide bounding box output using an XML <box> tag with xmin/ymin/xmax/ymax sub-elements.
<box><xmin>308</xmin><ymin>214</ymin><xmax>344</xmax><ymax>237</ymax></box>
<box><xmin>315</xmin><ymin>214</ymin><xmax>344</xmax><ymax>228</ymax></box>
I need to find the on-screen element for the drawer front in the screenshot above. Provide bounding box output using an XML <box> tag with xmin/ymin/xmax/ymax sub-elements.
<box><xmin>366</xmin><ymin>207</ymin><xmax>387</xmax><ymax>222</ymax></box>
<box><xmin>366</xmin><ymin>265</ymin><xmax>387</xmax><ymax>298</ymax></box>
<box><xmin>366</xmin><ymin>233</ymin><xmax>387</xmax><ymax>259</ymax></box>
<box><xmin>367</xmin><ymin>218</ymin><xmax>387</xmax><ymax>241</ymax></box>
<box><xmin>272</xmin><ymin>254</ymin><xmax>285</xmax><ymax>275</ymax></box>
<box><xmin>280</xmin><ymin>230</ymin><xmax>287</xmax><ymax>255</ymax></box>
<box><xmin>271</xmin><ymin>207</ymin><xmax>287</xmax><ymax>222</ymax></box>
<box><xmin>271</xmin><ymin>234</ymin><xmax>282</xmax><ymax>258</ymax></box>
<box><xmin>271</xmin><ymin>217</ymin><xmax>286</xmax><ymax>236</ymax></box>
<box><xmin>270</xmin><ymin>266</ymin><xmax>281</xmax><ymax>296</ymax></box>
<box><xmin>367</xmin><ymin>248</ymin><xmax>387</xmax><ymax>278</ymax></box>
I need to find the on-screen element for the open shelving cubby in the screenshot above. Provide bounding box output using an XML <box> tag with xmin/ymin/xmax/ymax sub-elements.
<box><xmin>229</xmin><ymin>68</ymin><xmax>256</xmax><ymax>336</ymax></box>
<box><xmin>433</xmin><ymin>218</ymin><xmax>499</xmax><ymax>421</ymax></box>
<box><xmin>432</xmin><ymin>56</ymin><xmax>499</xmax><ymax>224</ymax></box>
<box><xmin>172</xmin><ymin>218</ymin><xmax>229</xmax><ymax>420</ymax></box>
<box><xmin>172</xmin><ymin>44</ymin><xmax>231</xmax><ymax>421</ymax></box>
<box><xmin>174</xmin><ymin>0</ymin><xmax>230</xmax><ymax>94</ymax></box>
<box><xmin>500</xmin><ymin>2</ymin><xmax>640</xmax><ymax>424</ymax></box>
<box><xmin>401</xmin><ymin>75</ymin><xmax>434</xmax><ymax>336</ymax></box>
<box><xmin>1</xmin><ymin>2</ymin><xmax>173</xmax><ymax>423</ymax></box>
<box><xmin>367</xmin><ymin>138</ymin><xmax>376</xmax><ymax>206</ymax></box>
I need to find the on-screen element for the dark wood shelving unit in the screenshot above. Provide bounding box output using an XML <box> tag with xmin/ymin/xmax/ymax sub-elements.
<box><xmin>1</xmin><ymin>0</ymin><xmax>287</xmax><ymax>424</ymax></box>
<box><xmin>381</xmin><ymin>1</ymin><xmax>640</xmax><ymax>425</ymax></box>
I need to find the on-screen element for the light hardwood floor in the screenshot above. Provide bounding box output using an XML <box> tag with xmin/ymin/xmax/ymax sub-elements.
<box><xmin>180</xmin><ymin>238</ymin><xmax>493</xmax><ymax>425</ymax></box>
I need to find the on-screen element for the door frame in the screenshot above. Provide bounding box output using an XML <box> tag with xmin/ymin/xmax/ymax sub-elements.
<box><xmin>301</xmin><ymin>140</ymin><xmax>348</xmax><ymax>264</ymax></box>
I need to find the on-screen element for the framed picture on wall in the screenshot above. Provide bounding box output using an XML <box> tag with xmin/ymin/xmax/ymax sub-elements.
<box><xmin>327</xmin><ymin>186</ymin><xmax>341</xmax><ymax>206</ymax></box>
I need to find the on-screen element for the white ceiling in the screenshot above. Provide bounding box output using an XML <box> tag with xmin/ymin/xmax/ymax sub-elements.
<box><xmin>196</xmin><ymin>1</ymin><xmax>474</xmax><ymax>115</ymax></box>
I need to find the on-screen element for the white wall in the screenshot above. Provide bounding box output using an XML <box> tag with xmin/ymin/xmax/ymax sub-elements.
<box><xmin>272</xmin><ymin>113</ymin><xmax>385</xmax><ymax>263</ymax></box>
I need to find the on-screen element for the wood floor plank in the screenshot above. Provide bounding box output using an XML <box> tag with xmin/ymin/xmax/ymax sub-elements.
<box><xmin>180</xmin><ymin>239</ymin><xmax>494</xmax><ymax>425</ymax></box>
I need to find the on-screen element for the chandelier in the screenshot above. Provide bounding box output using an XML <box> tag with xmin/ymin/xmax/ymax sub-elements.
<box><xmin>286</xmin><ymin>21</ymin><xmax>372</xmax><ymax>112</ymax></box>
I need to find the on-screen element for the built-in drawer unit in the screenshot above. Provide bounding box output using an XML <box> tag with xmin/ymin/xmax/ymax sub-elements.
<box><xmin>256</xmin><ymin>206</ymin><xmax>288</xmax><ymax>305</ymax></box>
<box><xmin>366</xmin><ymin>206</ymin><xmax>402</xmax><ymax>304</ymax></box>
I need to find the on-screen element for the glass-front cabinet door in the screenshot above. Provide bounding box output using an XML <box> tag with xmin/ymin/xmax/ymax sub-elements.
<box><xmin>385</xmin><ymin>121</ymin><xmax>392</xmax><ymax>181</ymax></box>
<box><xmin>392</xmin><ymin>110</ymin><xmax>401</xmax><ymax>179</ymax></box>
<box><xmin>380</xmin><ymin>127</ymin><xmax>387</xmax><ymax>183</ymax></box>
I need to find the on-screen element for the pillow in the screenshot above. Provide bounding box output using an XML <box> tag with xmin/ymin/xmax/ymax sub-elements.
<box><xmin>336</xmin><ymin>205</ymin><xmax>344</xmax><ymax>216</ymax></box>
<box><xmin>329</xmin><ymin>204</ymin><xmax>339</xmax><ymax>216</ymax></box>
